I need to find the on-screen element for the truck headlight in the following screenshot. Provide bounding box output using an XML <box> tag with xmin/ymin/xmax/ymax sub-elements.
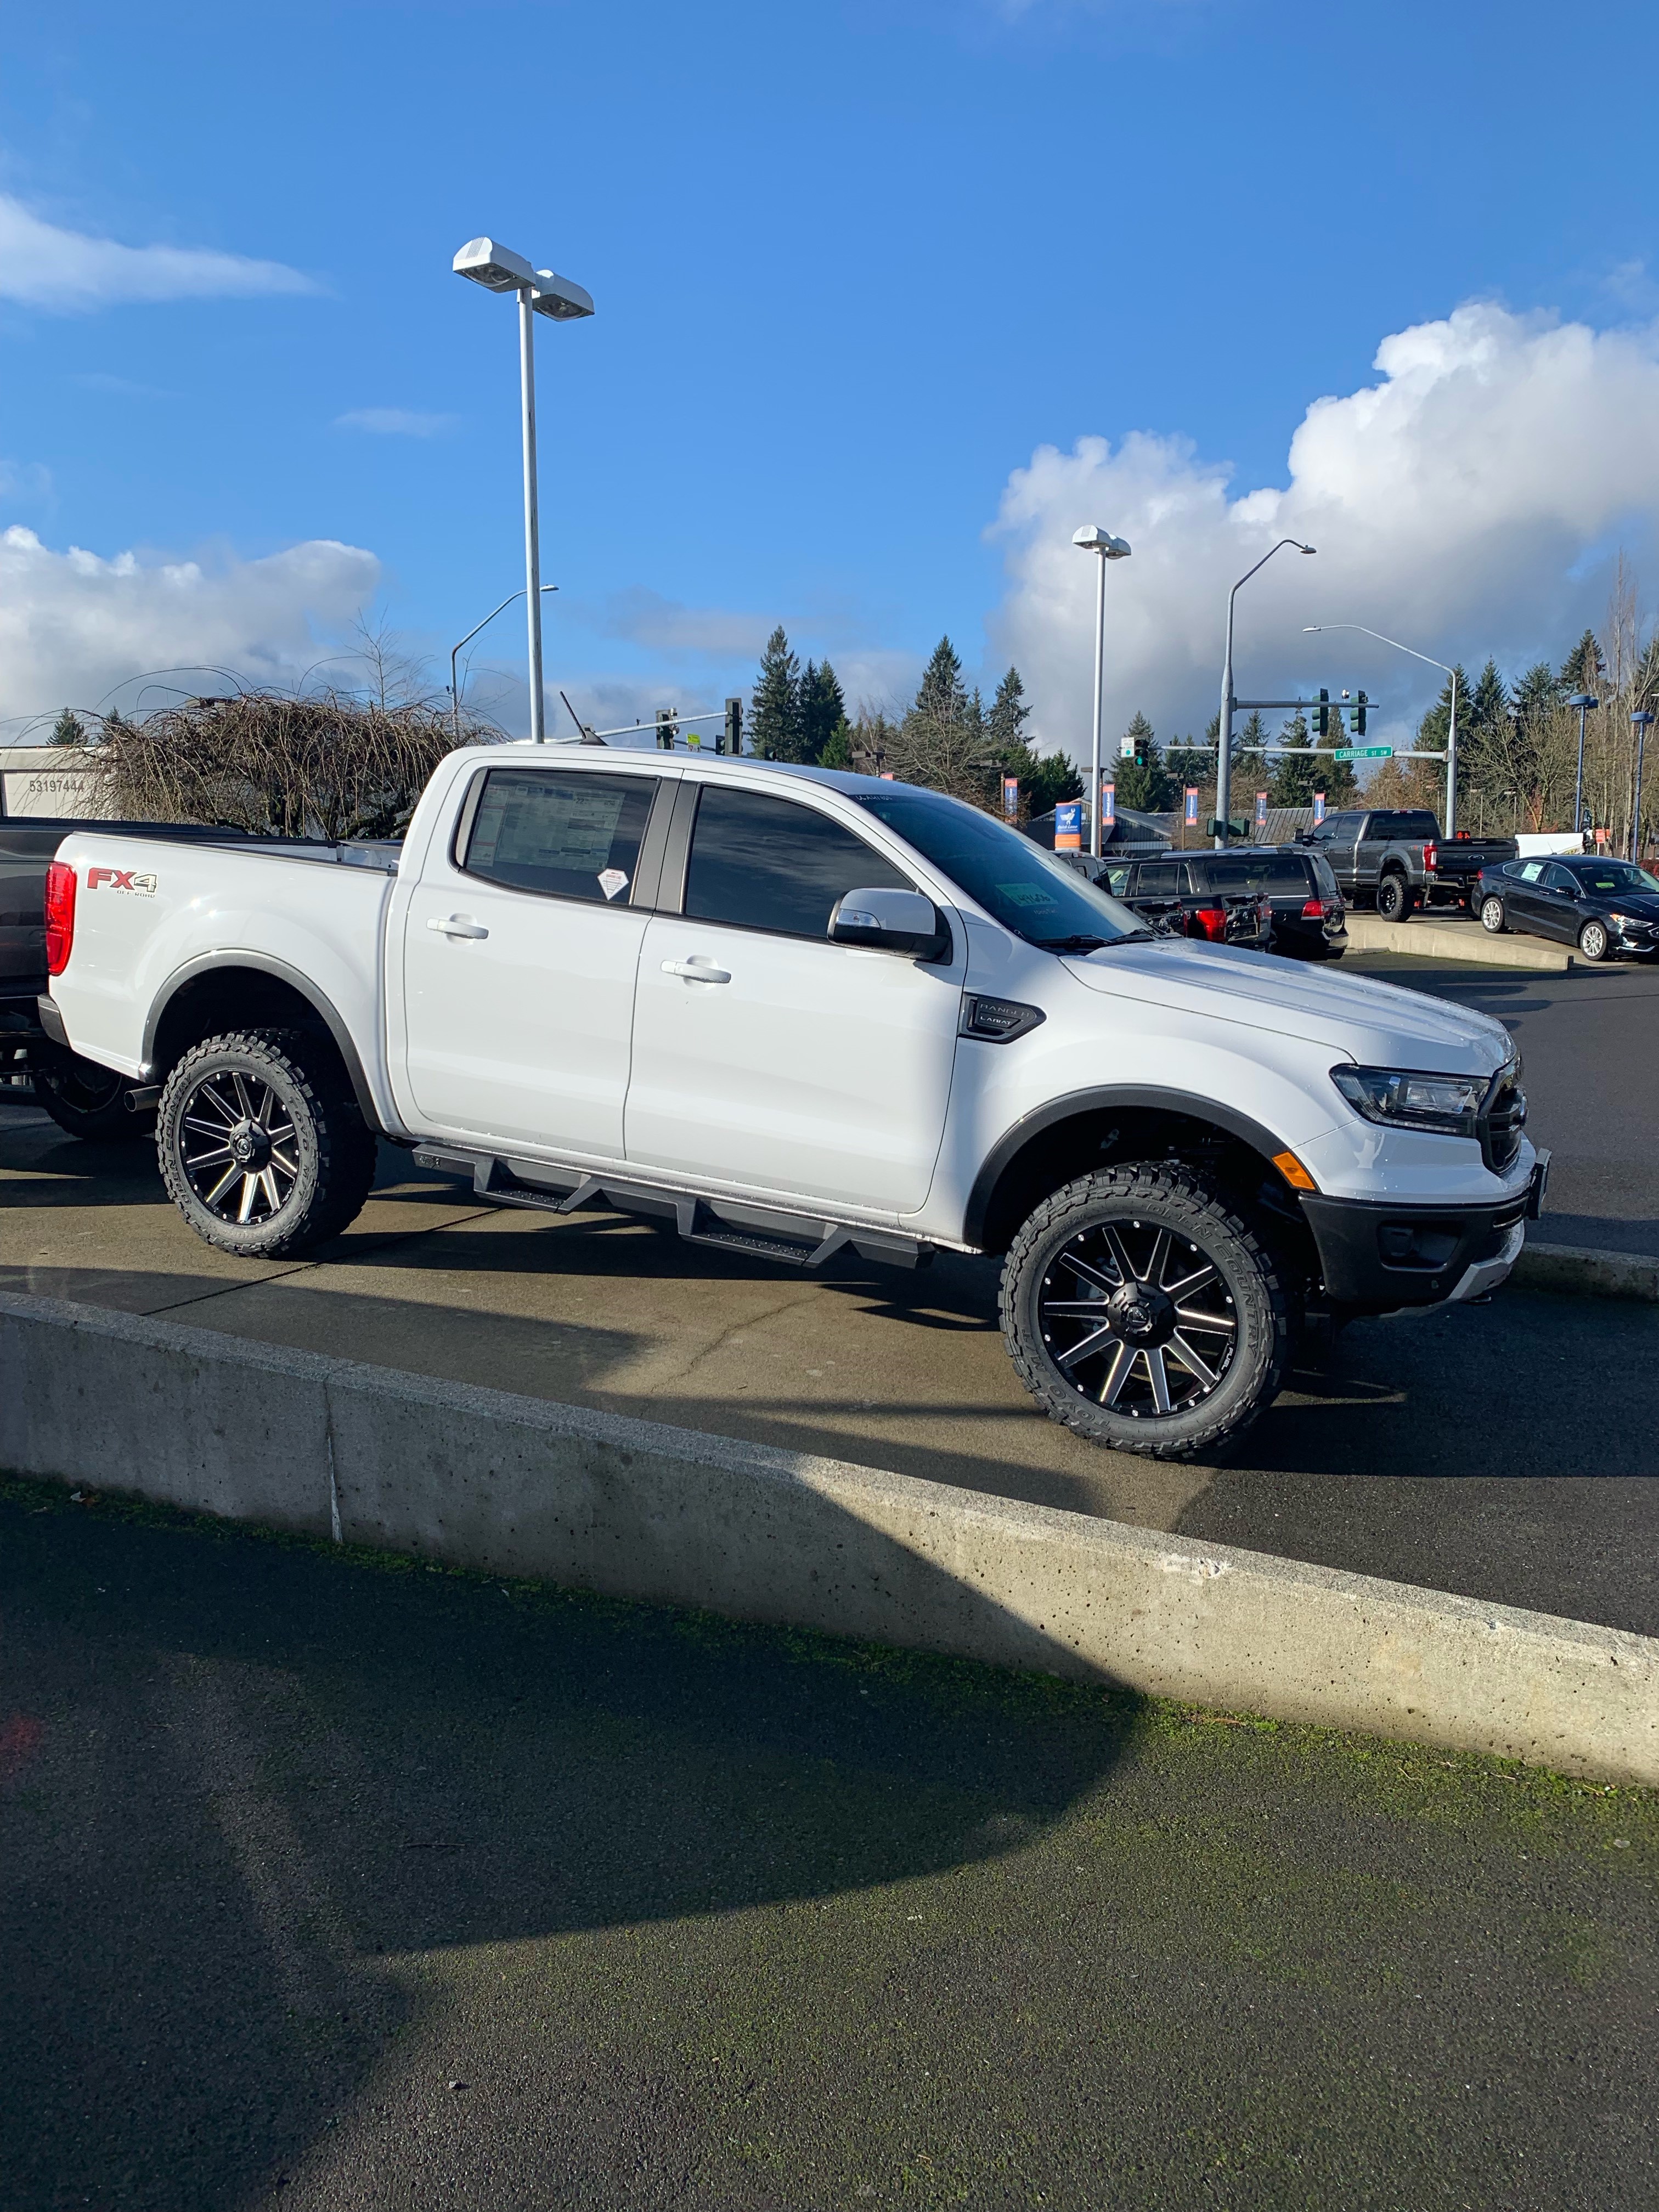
<box><xmin>1330</xmin><ymin>1064</ymin><xmax>1488</xmax><ymax>1137</ymax></box>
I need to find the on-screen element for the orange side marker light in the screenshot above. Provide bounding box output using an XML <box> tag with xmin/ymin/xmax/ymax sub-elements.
<box><xmin>1273</xmin><ymin>1150</ymin><xmax>1317</xmax><ymax>1193</ymax></box>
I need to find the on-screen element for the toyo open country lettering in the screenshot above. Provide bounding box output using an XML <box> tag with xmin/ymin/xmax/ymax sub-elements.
<box><xmin>38</xmin><ymin>747</ymin><xmax>1545</xmax><ymax>1460</ymax></box>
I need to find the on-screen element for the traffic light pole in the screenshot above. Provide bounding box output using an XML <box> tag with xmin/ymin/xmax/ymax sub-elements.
<box><xmin>1217</xmin><ymin>540</ymin><xmax>1315</xmax><ymax>848</ymax></box>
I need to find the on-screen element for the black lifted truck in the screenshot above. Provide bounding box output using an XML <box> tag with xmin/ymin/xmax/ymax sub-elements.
<box><xmin>1301</xmin><ymin>808</ymin><xmax>1517</xmax><ymax>923</ymax></box>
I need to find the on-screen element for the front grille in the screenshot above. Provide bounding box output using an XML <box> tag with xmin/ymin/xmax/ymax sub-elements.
<box><xmin>1480</xmin><ymin>1067</ymin><xmax>1526</xmax><ymax>1172</ymax></box>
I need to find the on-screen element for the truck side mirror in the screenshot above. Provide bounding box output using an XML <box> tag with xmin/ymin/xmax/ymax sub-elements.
<box><xmin>829</xmin><ymin>887</ymin><xmax>949</xmax><ymax>960</ymax></box>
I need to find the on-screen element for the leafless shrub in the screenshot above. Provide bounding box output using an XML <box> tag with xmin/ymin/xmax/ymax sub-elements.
<box><xmin>87</xmin><ymin>690</ymin><xmax>498</xmax><ymax>842</ymax></box>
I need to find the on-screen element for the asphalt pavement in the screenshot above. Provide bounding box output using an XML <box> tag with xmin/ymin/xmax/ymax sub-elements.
<box><xmin>2</xmin><ymin>1484</ymin><xmax>1653</xmax><ymax>2212</ymax></box>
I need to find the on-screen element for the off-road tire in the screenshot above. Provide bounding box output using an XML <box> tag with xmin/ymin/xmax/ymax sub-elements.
<box><xmin>1479</xmin><ymin>895</ymin><xmax>1507</xmax><ymax>934</ymax></box>
<box><xmin>157</xmin><ymin>1028</ymin><xmax>377</xmax><ymax>1258</ymax></box>
<box><xmin>1375</xmin><ymin>873</ymin><xmax>1412</xmax><ymax>923</ymax></box>
<box><xmin>33</xmin><ymin>1054</ymin><xmax>153</xmax><ymax>1141</ymax></box>
<box><xmin>1577</xmin><ymin>918</ymin><xmax>1611</xmax><ymax>963</ymax></box>
<box><xmin>1001</xmin><ymin>1164</ymin><xmax>1290</xmax><ymax>1461</ymax></box>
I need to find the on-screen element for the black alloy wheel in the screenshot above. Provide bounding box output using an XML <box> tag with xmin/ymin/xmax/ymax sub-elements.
<box><xmin>1375</xmin><ymin>873</ymin><xmax>1412</xmax><ymax>923</ymax></box>
<box><xmin>33</xmin><ymin>1053</ymin><xmax>152</xmax><ymax>1141</ymax></box>
<box><xmin>157</xmin><ymin>1028</ymin><xmax>378</xmax><ymax>1258</ymax></box>
<box><xmin>176</xmin><ymin>1065</ymin><xmax>300</xmax><ymax>1227</ymax></box>
<box><xmin>1001</xmin><ymin>1165</ymin><xmax>1289</xmax><ymax>1460</ymax></box>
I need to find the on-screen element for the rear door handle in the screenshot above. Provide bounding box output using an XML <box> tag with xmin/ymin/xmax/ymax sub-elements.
<box><xmin>428</xmin><ymin>915</ymin><xmax>489</xmax><ymax>939</ymax></box>
<box><xmin>661</xmin><ymin>958</ymin><xmax>731</xmax><ymax>983</ymax></box>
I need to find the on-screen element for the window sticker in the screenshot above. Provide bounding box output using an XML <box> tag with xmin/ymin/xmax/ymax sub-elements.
<box><xmin>597</xmin><ymin>868</ymin><xmax>629</xmax><ymax>901</ymax></box>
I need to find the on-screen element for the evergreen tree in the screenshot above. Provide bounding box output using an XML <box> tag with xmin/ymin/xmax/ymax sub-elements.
<box><xmin>748</xmin><ymin>627</ymin><xmax>801</xmax><ymax>761</ymax></box>
<box><xmin>1512</xmin><ymin>660</ymin><xmax>1560</xmax><ymax>735</ymax></box>
<box><xmin>797</xmin><ymin>659</ymin><xmax>847</xmax><ymax>764</ymax></box>
<box><xmin>985</xmin><ymin>667</ymin><xmax>1032</xmax><ymax>754</ymax></box>
<box><xmin>819</xmin><ymin>718</ymin><xmax>855</xmax><ymax>771</ymax></box>
<box><xmin>52</xmin><ymin>708</ymin><xmax>88</xmax><ymax>747</ymax></box>
<box><xmin>888</xmin><ymin>637</ymin><xmax>992</xmax><ymax>803</ymax></box>
<box><xmin>914</xmin><ymin>636</ymin><xmax>968</xmax><ymax>725</ymax></box>
<box><xmin>1113</xmin><ymin>711</ymin><xmax>1170</xmax><ymax>811</ymax></box>
<box><xmin>1560</xmin><ymin>629</ymin><xmax>1606</xmax><ymax>695</ymax></box>
<box><xmin>1165</xmin><ymin>712</ymin><xmax>1216</xmax><ymax>799</ymax></box>
<box><xmin>1235</xmin><ymin>709</ymin><xmax>1269</xmax><ymax>810</ymax></box>
<box><xmin>1269</xmin><ymin>712</ymin><xmax>1317</xmax><ymax>806</ymax></box>
<box><xmin>1025</xmin><ymin>749</ymin><xmax>1082</xmax><ymax>814</ymax></box>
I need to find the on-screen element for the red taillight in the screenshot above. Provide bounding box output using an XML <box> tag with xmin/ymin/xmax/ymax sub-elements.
<box><xmin>1301</xmin><ymin>897</ymin><xmax>1324</xmax><ymax>919</ymax></box>
<box><xmin>44</xmin><ymin>861</ymin><xmax>76</xmax><ymax>976</ymax></box>
<box><xmin>1192</xmin><ymin>905</ymin><xmax>1228</xmax><ymax>941</ymax></box>
<box><xmin>1424</xmin><ymin>842</ymin><xmax>1437</xmax><ymax>872</ymax></box>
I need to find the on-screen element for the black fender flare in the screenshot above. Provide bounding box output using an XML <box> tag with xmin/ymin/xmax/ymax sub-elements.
<box><xmin>963</xmin><ymin>1085</ymin><xmax>1293</xmax><ymax>1250</ymax></box>
<box><xmin>140</xmin><ymin>951</ymin><xmax>382</xmax><ymax>1130</ymax></box>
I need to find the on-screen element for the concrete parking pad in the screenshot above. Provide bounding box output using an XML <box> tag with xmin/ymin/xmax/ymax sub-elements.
<box><xmin>4</xmin><ymin>1098</ymin><xmax>1655</xmax><ymax>1638</ymax></box>
<box><xmin>2</xmin><ymin>1491</ymin><xmax>1653</xmax><ymax>2212</ymax></box>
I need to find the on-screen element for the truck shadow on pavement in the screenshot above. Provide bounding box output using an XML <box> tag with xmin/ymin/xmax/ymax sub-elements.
<box><xmin>0</xmin><ymin>1489</ymin><xmax>1139</xmax><ymax>2212</ymax></box>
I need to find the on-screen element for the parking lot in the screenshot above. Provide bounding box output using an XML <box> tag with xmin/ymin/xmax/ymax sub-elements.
<box><xmin>3</xmin><ymin>948</ymin><xmax>1655</xmax><ymax>1640</ymax></box>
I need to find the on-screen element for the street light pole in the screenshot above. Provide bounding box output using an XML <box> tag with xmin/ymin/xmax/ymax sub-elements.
<box><xmin>1632</xmin><ymin>710</ymin><xmax>1654</xmax><ymax>861</ymax></box>
<box><xmin>1566</xmin><ymin>690</ymin><xmax>1598</xmax><ymax>841</ymax></box>
<box><xmin>1218</xmin><ymin>539</ymin><xmax>1315</xmax><ymax>848</ymax></box>
<box><xmin>454</xmin><ymin>239</ymin><xmax>594</xmax><ymax>744</ymax></box>
<box><xmin>450</xmin><ymin>585</ymin><xmax>558</xmax><ymax>746</ymax></box>
<box><xmin>1303</xmin><ymin>623</ymin><xmax>1459</xmax><ymax>834</ymax></box>
<box><xmin>1071</xmin><ymin>526</ymin><xmax>1131</xmax><ymax>858</ymax></box>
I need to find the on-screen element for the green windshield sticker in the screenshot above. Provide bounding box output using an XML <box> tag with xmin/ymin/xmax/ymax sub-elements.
<box><xmin>999</xmin><ymin>882</ymin><xmax>1059</xmax><ymax>908</ymax></box>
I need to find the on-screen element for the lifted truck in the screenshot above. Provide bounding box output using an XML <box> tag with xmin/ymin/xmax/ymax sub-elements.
<box><xmin>38</xmin><ymin>747</ymin><xmax>1544</xmax><ymax>1460</ymax></box>
<box><xmin>1302</xmin><ymin>807</ymin><xmax>1517</xmax><ymax>923</ymax></box>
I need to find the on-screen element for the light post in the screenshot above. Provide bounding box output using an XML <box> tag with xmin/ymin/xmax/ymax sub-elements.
<box><xmin>1218</xmin><ymin>539</ymin><xmax>1315</xmax><ymax>848</ymax></box>
<box><xmin>1303</xmin><ymin>622</ymin><xmax>1459</xmax><ymax>836</ymax></box>
<box><xmin>453</xmin><ymin>238</ymin><xmax>594</xmax><ymax>742</ymax></box>
<box><xmin>1632</xmin><ymin>709</ymin><xmax>1654</xmax><ymax>861</ymax></box>
<box><xmin>1566</xmin><ymin>690</ymin><xmax>1599</xmax><ymax>840</ymax></box>
<box><xmin>449</xmin><ymin>586</ymin><xmax>557</xmax><ymax>746</ymax></box>
<box><xmin>1072</xmin><ymin>526</ymin><xmax>1131</xmax><ymax>857</ymax></box>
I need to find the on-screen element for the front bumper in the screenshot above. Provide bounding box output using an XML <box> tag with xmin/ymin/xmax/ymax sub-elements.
<box><xmin>1301</xmin><ymin>1149</ymin><xmax>1549</xmax><ymax>1314</ymax></box>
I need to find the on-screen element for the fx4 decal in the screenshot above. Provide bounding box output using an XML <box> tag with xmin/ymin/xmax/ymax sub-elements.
<box><xmin>87</xmin><ymin>866</ymin><xmax>157</xmax><ymax>896</ymax></box>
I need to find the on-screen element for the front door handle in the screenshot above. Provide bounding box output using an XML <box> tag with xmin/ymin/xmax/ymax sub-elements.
<box><xmin>428</xmin><ymin>915</ymin><xmax>489</xmax><ymax>939</ymax></box>
<box><xmin>661</xmin><ymin>957</ymin><xmax>731</xmax><ymax>983</ymax></box>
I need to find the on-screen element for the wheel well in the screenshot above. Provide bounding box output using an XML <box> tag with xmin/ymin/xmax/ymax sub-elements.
<box><xmin>150</xmin><ymin>967</ymin><xmax>362</xmax><ymax>1109</ymax></box>
<box><xmin>973</xmin><ymin>1104</ymin><xmax>1320</xmax><ymax>1285</ymax></box>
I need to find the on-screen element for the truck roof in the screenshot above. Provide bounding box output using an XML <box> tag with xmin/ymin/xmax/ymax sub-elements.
<box><xmin>467</xmin><ymin>740</ymin><xmax>902</xmax><ymax>798</ymax></box>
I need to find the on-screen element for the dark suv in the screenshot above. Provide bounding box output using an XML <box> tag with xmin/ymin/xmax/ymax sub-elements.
<box><xmin>1100</xmin><ymin>853</ymin><xmax>1274</xmax><ymax>951</ymax></box>
<box><xmin>1199</xmin><ymin>846</ymin><xmax>1347</xmax><ymax>960</ymax></box>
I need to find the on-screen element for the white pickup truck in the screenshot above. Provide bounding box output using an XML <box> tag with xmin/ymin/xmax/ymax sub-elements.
<box><xmin>38</xmin><ymin>744</ymin><xmax>1545</xmax><ymax>1459</ymax></box>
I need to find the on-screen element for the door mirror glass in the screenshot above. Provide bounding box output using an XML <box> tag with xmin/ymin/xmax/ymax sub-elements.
<box><xmin>829</xmin><ymin>886</ymin><xmax>947</xmax><ymax>957</ymax></box>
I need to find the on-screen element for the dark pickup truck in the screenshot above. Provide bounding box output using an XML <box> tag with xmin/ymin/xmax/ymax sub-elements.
<box><xmin>1</xmin><ymin>814</ymin><xmax>244</xmax><ymax>1137</ymax></box>
<box><xmin>1300</xmin><ymin>808</ymin><xmax>1517</xmax><ymax>922</ymax></box>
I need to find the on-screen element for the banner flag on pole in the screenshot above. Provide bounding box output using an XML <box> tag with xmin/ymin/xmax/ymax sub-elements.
<box><xmin>1102</xmin><ymin>777</ymin><xmax>1115</xmax><ymax>827</ymax></box>
<box><xmin>1255</xmin><ymin>789</ymin><xmax>1267</xmax><ymax>831</ymax></box>
<box><xmin>1054</xmin><ymin>800</ymin><xmax>1083</xmax><ymax>850</ymax></box>
<box><xmin>1002</xmin><ymin>775</ymin><xmax>1019</xmax><ymax>820</ymax></box>
<box><xmin>1184</xmin><ymin>786</ymin><xmax>1199</xmax><ymax>826</ymax></box>
<box><xmin>1313</xmin><ymin>791</ymin><xmax>1326</xmax><ymax>824</ymax></box>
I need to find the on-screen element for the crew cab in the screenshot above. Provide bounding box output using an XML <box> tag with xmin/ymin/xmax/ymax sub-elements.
<box><xmin>38</xmin><ymin>746</ymin><xmax>1545</xmax><ymax>1460</ymax></box>
<box><xmin>1302</xmin><ymin>808</ymin><xmax>1517</xmax><ymax>922</ymax></box>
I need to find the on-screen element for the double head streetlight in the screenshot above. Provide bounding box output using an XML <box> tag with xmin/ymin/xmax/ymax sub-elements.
<box><xmin>454</xmin><ymin>238</ymin><xmax>594</xmax><ymax>743</ymax></box>
<box><xmin>1303</xmin><ymin>622</ymin><xmax>1460</xmax><ymax>836</ymax></box>
<box><xmin>1566</xmin><ymin>690</ymin><xmax>1599</xmax><ymax>838</ymax></box>
<box><xmin>1218</xmin><ymin>540</ymin><xmax>1315</xmax><ymax>848</ymax></box>
<box><xmin>1072</xmin><ymin>526</ymin><xmax>1132</xmax><ymax>857</ymax></box>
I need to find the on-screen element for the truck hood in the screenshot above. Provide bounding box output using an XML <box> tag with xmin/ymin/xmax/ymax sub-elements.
<box><xmin>1064</xmin><ymin>939</ymin><xmax>1514</xmax><ymax>1075</ymax></box>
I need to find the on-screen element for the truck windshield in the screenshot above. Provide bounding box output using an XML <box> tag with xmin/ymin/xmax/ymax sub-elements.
<box><xmin>854</xmin><ymin>788</ymin><xmax>1148</xmax><ymax>949</ymax></box>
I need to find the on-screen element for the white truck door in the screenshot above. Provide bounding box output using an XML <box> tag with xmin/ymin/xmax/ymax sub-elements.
<box><xmin>625</xmin><ymin>782</ymin><xmax>962</xmax><ymax>1214</ymax></box>
<box><xmin>399</xmin><ymin>763</ymin><xmax>665</xmax><ymax>1158</ymax></box>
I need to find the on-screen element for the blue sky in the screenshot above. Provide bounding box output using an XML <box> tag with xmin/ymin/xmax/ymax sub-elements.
<box><xmin>5</xmin><ymin>0</ymin><xmax>1659</xmax><ymax>751</ymax></box>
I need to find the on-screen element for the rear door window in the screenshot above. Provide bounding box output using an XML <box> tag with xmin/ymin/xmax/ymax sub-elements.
<box><xmin>1133</xmin><ymin>860</ymin><xmax>1183</xmax><ymax>898</ymax></box>
<box><xmin>1204</xmin><ymin>854</ymin><xmax>1311</xmax><ymax>893</ymax></box>
<box><xmin>684</xmin><ymin>785</ymin><xmax>911</xmax><ymax>938</ymax></box>
<box><xmin>462</xmin><ymin>769</ymin><xmax>658</xmax><ymax>904</ymax></box>
<box><xmin>1393</xmin><ymin>812</ymin><xmax>1440</xmax><ymax>842</ymax></box>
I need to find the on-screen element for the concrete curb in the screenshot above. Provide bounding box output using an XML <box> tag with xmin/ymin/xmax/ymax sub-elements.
<box><xmin>1515</xmin><ymin>1241</ymin><xmax>1659</xmax><ymax>1302</ymax></box>
<box><xmin>1</xmin><ymin>1289</ymin><xmax>1653</xmax><ymax>1785</ymax></box>
<box><xmin>1344</xmin><ymin>912</ymin><xmax>1571</xmax><ymax>969</ymax></box>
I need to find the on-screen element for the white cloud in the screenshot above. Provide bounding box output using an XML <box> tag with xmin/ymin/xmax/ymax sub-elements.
<box><xmin>594</xmin><ymin>587</ymin><xmax>775</xmax><ymax>658</ymax></box>
<box><xmin>988</xmin><ymin>302</ymin><xmax>1659</xmax><ymax>758</ymax></box>
<box><xmin>334</xmin><ymin>408</ymin><xmax>456</xmax><ymax>438</ymax></box>
<box><xmin>0</xmin><ymin>527</ymin><xmax>380</xmax><ymax>723</ymax></box>
<box><xmin>0</xmin><ymin>195</ymin><xmax>314</xmax><ymax>312</ymax></box>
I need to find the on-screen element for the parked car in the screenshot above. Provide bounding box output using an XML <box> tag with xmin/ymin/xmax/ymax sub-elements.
<box><xmin>38</xmin><ymin>749</ymin><xmax>1542</xmax><ymax>1461</ymax></box>
<box><xmin>1301</xmin><ymin>808</ymin><xmax>1517</xmax><ymax>921</ymax></box>
<box><xmin>1099</xmin><ymin>853</ymin><xmax>1275</xmax><ymax>951</ymax></box>
<box><xmin>1477</xmin><ymin>855</ymin><xmax>1659</xmax><ymax>961</ymax></box>
<box><xmin>1195</xmin><ymin>847</ymin><xmax>1346</xmax><ymax>961</ymax></box>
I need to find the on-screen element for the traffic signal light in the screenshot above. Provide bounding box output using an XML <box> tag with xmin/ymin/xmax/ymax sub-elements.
<box><xmin>656</xmin><ymin>708</ymin><xmax>678</xmax><ymax>751</ymax></box>
<box><xmin>1133</xmin><ymin>729</ymin><xmax>1149</xmax><ymax>768</ymax></box>
<box><xmin>721</xmin><ymin>697</ymin><xmax>742</xmax><ymax>755</ymax></box>
<box><xmin>1315</xmin><ymin>688</ymin><xmax>1329</xmax><ymax>738</ymax></box>
<box><xmin>1355</xmin><ymin>690</ymin><xmax>1368</xmax><ymax>736</ymax></box>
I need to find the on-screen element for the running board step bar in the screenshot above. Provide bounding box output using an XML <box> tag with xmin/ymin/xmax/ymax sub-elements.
<box><xmin>411</xmin><ymin>1147</ymin><xmax>932</xmax><ymax>1270</ymax></box>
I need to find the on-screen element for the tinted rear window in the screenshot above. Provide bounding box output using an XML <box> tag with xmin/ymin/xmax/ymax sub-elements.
<box><xmin>1201</xmin><ymin>854</ymin><xmax>1312</xmax><ymax>893</ymax></box>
